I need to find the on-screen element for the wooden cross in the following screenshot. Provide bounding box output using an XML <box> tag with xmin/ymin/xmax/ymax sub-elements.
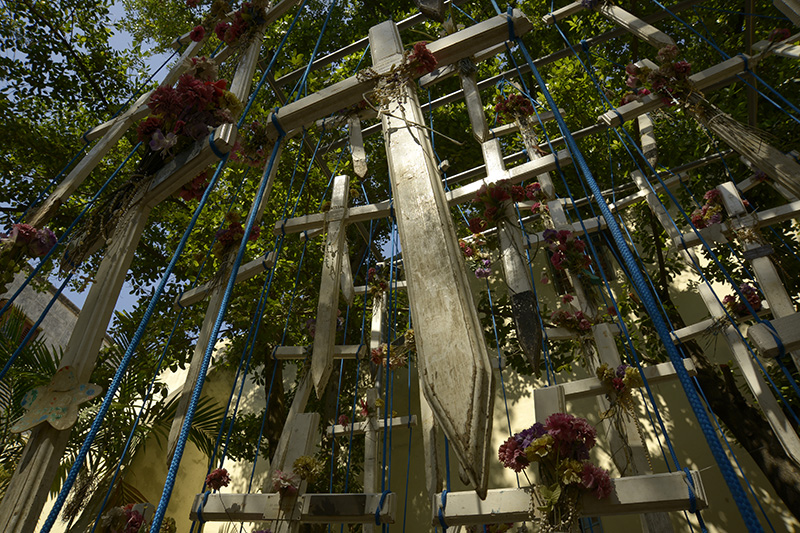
<box><xmin>0</xmin><ymin>18</ymin><xmax>271</xmax><ymax>530</ymax></box>
<box><xmin>435</xmin><ymin>386</ymin><xmax>707</xmax><ymax>529</ymax></box>
<box><xmin>456</xmin><ymin>63</ymin><xmax>543</xmax><ymax>373</ymax></box>
<box><xmin>630</xmin><ymin>162</ymin><xmax>800</xmax><ymax>466</ymax></box>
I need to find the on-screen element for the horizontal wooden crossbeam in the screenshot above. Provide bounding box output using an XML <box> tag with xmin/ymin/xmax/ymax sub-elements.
<box><xmin>327</xmin><ymin>415</ymin><xmax>417</xmax><ymax>437</ymax></box>
<box><xmin>433</xmin><ymin>470</ymin><xmax>706</xmax><ymax>526</ymax></box>
<box><xmin>189</xmin><ymin>491</ymin><xmax>395</xmax><ymax>523</ymax></box>
<box><xmin>561</xmin><ymin>359</ymin><xmax>696</xmax><ymax>401</ymax></box>
<box><xmin>174</xmin><ymin>252</ymin><xmax>275</xmax><ymax>309</ymax></box>
<box><xmin>273</xmin><ymin>150</ymin><xmax>571</xmax><ymax>236</ymax></box>
<box><xmin>272</xmin><ymin>344</ymin><xmax>366</xmax><ymax>360</ymax></box>
<box><xmin>747</xmin><ymin>312</ymin><xmax>800</xmax><ymax>358</ymax></box>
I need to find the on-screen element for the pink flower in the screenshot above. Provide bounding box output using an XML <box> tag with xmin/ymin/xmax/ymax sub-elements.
<box><xmin>581</xmin><ymin>462</ymin><xmax>612</xmax><ymax>499</ymax></box>
<box><xmin>28</xmin><ymin>228</ymin><xmax>57</xmax><ymax>257</ymax></box>
<box><xmin>205</xmin><ymin>468</ymin><xmax>231</xmax><ymax>491</ymax></box>
<box><xmin>190</xmin><ymin>25</ymin><xmax>206</xmax><ymax>42</ymax></box>
<box><xmin>338</xmin><ymin>414</ymin><xmax>350</xmax><ymax>427</ymax></box>
<box><xmin>540</xmin><ymin>274</ymin><xmax>549</xmax><ymax>285</ymax></box>
<box><xmin>561</xmin><ymin>294</ymin><xmax>574</xmax><ymax>304</ymax></box>
<box><xmin>272</xmin><ymin>470</ymin><xmax>299</xmax><ymax>497</ymax></box>
<box><xmin>498</xmin><ymin>436</ymin><xmax>529</xmax><ymax>472</ymax></box>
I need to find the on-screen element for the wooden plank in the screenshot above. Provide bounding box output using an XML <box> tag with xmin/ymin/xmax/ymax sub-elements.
<box><xmin>597</xmin><ymin>4</ymin><xmax>676</xmax><ymax>50</ymax></box>
<box><xmin>272</xmin><ymin>344</ymin><xmax>365</xmax><ymax>360</ymax></box>
<box><xmin>752</xmin><ymin>33</ymin><xmax>800</xmax><ymax>59</ymax></box>
<box><xmin>773</xmin><ymin>0</ymin><xmax>800</xmax><ymax>25</ymax></box>
<box><xmin>354</xmin><ymin>280</ymin><xmax>407</xmax><ymax>296</ymax></box>
<box><xmin>561</xmin><ymin>360</ymin><xmax>696</xmax><ymax>401</ymax></box>
<box><xmin>542</xmin><ymin>1</ymin><xmax>584</xmax><ymax>24</ymax></box>
<box><xmin>261</xmin><ymin>10</ymin><xmax>533</xmax><ymax>137</ymax></box>
<box><xmin>140</xmin><ymin>123</ymin><xmax>237</xmax><ymax>208</ymax></box>
<box><xmin>362</xmin><ymin>389</ymin><xmax>379</xmax><ymax>533</ymax></box>
<box><xmin>599</xmin><ymin>55</ymin><xmax>750</xmax><ymax>128</ymax></box>
<box><xmin>189</xmin><ymin>492</ymin><xmax>395</xmax><ymax>523</ymax></box>
<box><xmin>349</xmin><ymin>116</ymin><xmax>368</xmax><ymax>178</ymax></box>
<box><xmin>326</xmin><ymin>415</ymin><xmax>417</xmax><ymax>436</ymax></box>
<box><xmin>311</xmin><ymin>175</ymin><xmax>350</xmax><ymax>396</ymax></box>
<box><xmin>174</xmin><ymin>253</ymin><xmax>275</xmax><ymax>309</ymax></box>
<box><xmin>748</xmin><ymin>313</ymin><xmax>800</xmax><ymax>358</ymax></box>
<box><xmin>0</xmin><ymin>206</ymin><xmax>151</xmax><ymax>532</ymax></box>
<box><xmin>638</xmin><ymin>113</ymin><xmax>658</xmax><ymax>166</ymax></box>
<box><xmin>371</xmin><ymin>20</ymin><xmax>495</xmax><ymax>498</ymax></box>
<box><xmin>487</xmin><ymin>109</ymin><xmax>561</xmax><ymax>138</ymax></box>
<box><xmin>434</xmin><ymin>471</ymin><xmax>706</xmax><ymax>526</ymax></box>
<box><xmin>340</xmin><ymin>239</ymin><xmax>356</xmax><ymax>306</ymax></box>
<box><xmin>419</xmin><ymin>42</ymin><xmax>508</xmax><ymax>88</ymax></box>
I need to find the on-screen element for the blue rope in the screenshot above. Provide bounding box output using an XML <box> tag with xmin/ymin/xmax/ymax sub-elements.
<box><xmin>40</xmin><ymin>150</ymin><xmax>231</xmax><ymax>533</ymax></box>
<box><xmin>510</xmin><ymin>27</ymin><xmax>763</xmax><ymax>530</ymax></box>
<box><xmin>289</xmin><ymin>0</ymin><xmax>337</xmax><ymax>102</ymax></box>
<box><xmin>374</xmin><ymin>489</ymin><xmax>391</xmax><ymax>525</ymax></box>
<box><xmin>149</xmin><ymin>137</ymin><xmax>284</xmax><ymax>532</ymax></box>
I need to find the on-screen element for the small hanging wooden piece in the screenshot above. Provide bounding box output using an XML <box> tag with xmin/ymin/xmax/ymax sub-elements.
<box><xmin>414</xmin><ymin>0</ymin><xmax>446</xmax><ymax>22</ymax></box>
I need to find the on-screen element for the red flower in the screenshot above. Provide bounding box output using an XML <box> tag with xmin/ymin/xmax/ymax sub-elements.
<box><xmin>186</xmin><ymin>0</ymin><xmax>200</xmax><ymax>6</ymax></box>
<box><xmin>215</xmin><ymin>21</ymin><xmax>230</xmax><ymax>41</ymax></box>
<box><xmin>136</xmin><ymin>116</ymin><xmax>165</xmax><ymax>142</ymax></box>
<box><xmin>205</xmin><ymin>468</ymin><xmax>231</xmax><ymax>491</ymax></box>
<box><xmin>468</xmin><ymin>217</ymin><xmax>487</xmax><ymax>234</ymax></box>
<box><xmin>190</xmin><ymin>25</ymin><xmax>206</xmax><ymax>42</ymax></box>
<box><xmin>408</xmin><ymin>42</ymin><xmax>437</xmax><ymax>75</ymax></box>
<box><xmin>769</xmin><ymin>28</ymin><xmax>791</xmax><ymax>42</ymax></box>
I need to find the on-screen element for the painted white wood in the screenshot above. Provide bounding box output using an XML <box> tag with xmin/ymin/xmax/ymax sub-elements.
<box><xmin>272</xmin><ymin>344</ymin><xmax>365</xmax><ymax>361</ymax></box>
<box><xmin>597</xmin><ymin>4</ymin><xmax>676</xmax><ymax>50</ymax></box>
<box><xmin>260</xmin><ymin>10</ymin><xmax>533</xmax><ymax>137</ymax></box>
<box><xmin>433</xmin><ymin>471</ymin><xmax>706</xmax><ymax>526</ymax></box>
<box><xmin>633</xmin><ymin>171</ymin><xmax>800</xmax><ymax>465</ymax></box>
<box><xmin>533</xmin><ymin>385</ymin><xmax>566</xmax><ymax>421</ymax></box>
<box><xmin>190</xmin><ymin>492</ymin><xmax>395</xmax><ymax>523</ymax></box>
<box><xmin>488</xmin><ymin>109</ymin><xmax>561</xmax><ymax>138</ymax></box>
<box><xmin>362</xmin><ymin>388</ymin><xmax>379</xmax><ymax>533</ymax></box>
<box><xmin>752</xmin><ymin>33</ymin><xmax>800</xmax><ymax>58</ymax></box>
<box><xmin>354</xmin><ymin>280</ymin><xmax>407</xmax><ymax>296</ymax></box>
<box><xmin>326</xmin><ymin>415</ymin><xmax>418</xmax><ymax>437</ymax></box>
<box><xmin>370</xmin><ymin>19</ymin><xmax>495</xmax><ymax>497</ymax></box>
<box><xmin>773</xmin><ymin>0</ymin><xmax>800</xmax><ymax>24</ymax></box>
<box><xmin>311</xmin><ymin>175</ymin><xmax>350</xmax><ymax>396</ymax></box>
<box><xmin>638</xmin><ymin>113</ymin><xmax>658</xmax><ymax>166</ymax></box>
<box><xmin>749</xmin><ymin>313</ymin><xmax>800</xmax><ymax>357</ymax></box>
<box><xmin>272</xmin><ymin>150</ymin><xmax>571</xmax><ymax>237</ymax></box>
<box><xmin>419</xmin><ymin>42</ymin><xmax>508</xmax><ymax>88</ymax></box>
<box><xmin>340</xmin><ymin>239</ymin><xmax>356</xmax><ymax>306</ymax></box>
<box><xmin>599</xmin><ymin>55</ymin><xmax>751</xmax><ymax>127</ymax></box>
<box><xmin>174</xmin><ymin>252</ymin><xmax>275</xmax><ymax>309</ymax></box>
<box><xmin>0</xmin><ymin>206</ymin><xmax>151</xmax><ymax>532</ymax></box>
<box><xmin>542</xmin><ymin>1</ymin><xmax>584</xmax><ymax>24</ymax></box>
<box><xmin>349</xmin><ymin>116</ymin><xmax>368</xmax><ymax>178</ymax></box>
<box><xmin>561</xmin><ymin>360</ymin><xmax>696</xmax><ymax>401</ymax></box>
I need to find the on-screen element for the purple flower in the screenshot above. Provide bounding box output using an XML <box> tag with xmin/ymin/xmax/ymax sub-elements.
<box><xmin>28</xmin><ymin>228</ymin><xmax>57</xmax><ymax>257</ymax></box>
<box><xmin>149</xmin><ymin>129</ymin><xmax>178</xmax><ymax>154</ymax></box>
<box><xmin>475</xmin><ymin>267</ymin><xmax>491</xmax><ymax>279</ymax></box>
<box><xmin>515</xmin><ymin>423</ymin><xmax>545</xmax><ymax>449</ymax></box>
<box><xmin>498</xmin><ymin>436</ymin><xmax>529</xmax><ymax>472</ymax></box>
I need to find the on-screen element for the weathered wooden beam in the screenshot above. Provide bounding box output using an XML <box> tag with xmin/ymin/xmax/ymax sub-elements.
<box><xmin>596</xmin><ymin>4</ymin><xmax>676</xmax><ymax>50</ymax></box>
<box><xmin>561</xmin><ymin>360</ymin><xmax>696</xmax><ymax>401</ymax></box>
<box><xmin>272</xmin><ymin>150</ymin><xmax>571</xmax><ymax>237</ymax></box>
<box><xmin>261</xmin><ymin>10</ymin><xmax>533</xmax><ymax>137</ymax></box>
<box><xmin>311</xmin><ymin>175</ymin><xmax>350</xmax><ymax>396</ymax></box>
<box><xmin>189</xmin><ymin>492</ymin><xmax>395</xmax><ymax>523</ymax></box>
<box><xmin>327</xmin><ymin>415</ymin><xmax>417</xmax><ymax>437</ymax></box>
<box><xmin>173</xmin><ymin>253</ymin><xmax>275</xmax><ymax>309</ymax></box>
<box><xmin>371</xmin><ymin>20</ymin><xmax>495</xmax><ymax>498</ymax></box>
<box><xmin>773</xmin><ymin>0</ymin><xmax>800</xmax><ymax>25</ymax></box>
<box><xmin>599</xmin><ymin>55</ymin><xmax>751</xmax><ymax>128</ymax></box>
<box><xmin>752</xmin><ymin>33</ymin><xmax>800</xmax><ymax>59</ymax></box>
<box><xmin>272</xmin><ymin>344</ymin><xmax>365</xmax><ymax>360</ymax></box>
<box><xmin>748</xmin><ymin>313</ymin><xmax>800</xmax><ymax>358</ymax></box>
<box><xmin>433</xmin><ymin>471</ymin><xmax>706</xmax><ymax>526</ymax></box>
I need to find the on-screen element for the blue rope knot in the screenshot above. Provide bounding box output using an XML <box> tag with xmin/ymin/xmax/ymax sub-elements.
<box><xmin>196</xmin><ymin>490</ymin><xmax>211</xmax><ymax>524</ymax></box>
<box><xmin>760</xmin><ymin>319</ymin><xmax>786</xmax><ymax>360</ymax></box>
<box><xmin>374</xmin><ymin>489</ymin><xmax>391</xmax><ymax>525</ymax></box>
<box><xmin>737</xmin><ymin>53</ymin><xmax>750</xmax><ymax>73</ymax></box>
<box><xmin>82</xmin><ymin>129</ymin><xmax>92</xmax><ymax>145</ymax></box>
<box><xmin>506</xmin><ymin>6</ymin><xmax>516</xmax><ymax>42</ymax></box>
<box><xmin>279</xmin><ymin>219</ymin><xmax>288</xmax><ymax>235</ymax></box>
<box><xmin>580</xmin><ymin>39</ymin><xmax>590</xmax><ymax>56</ymax></box>
<box><xmin>208</xmin><ymin>129</ymin><xmax>229</xmax><ymax>160</ymax></box>
<box><xmin>272</xmin><ymin>108</ymin><xmax>287</xmax><ymax>138</ymax></box>
<box><xmin>437</xmin><ymin>489</ymin><xmax>449</xmax><ymax>530</ymax></box>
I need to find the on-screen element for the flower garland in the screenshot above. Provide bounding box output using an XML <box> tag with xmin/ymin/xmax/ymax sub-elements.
<box><xmin>367</xmin><ymin>265</ymin><xmax>389</xmax><ymax>297</ymax></box>
<box><xmin>543</xmin><ymin>229</ymin><xmax>592</xmax><ymax>273</ymax></box>
<box><xmin>232</xmin><ymin>120</ymin><xmax>277</xmax><ymax>169</ymax></box>
<box><xmin>723</xmin><ymin>283</ymin><xmax>762</xmax><ymax>316</ymax></box>
<box><xmin>0</xmin><ymin>223</ymin><xmax>57</xmax><ymax>294</ymax></box>
<box><xmin>212</xmin><ymin>212</ymin><xmax>261</xmax><ymax>259</ymax></box>
<box><xmin>498</xmin><ymin>414</ymin><xmax>611</xmax><ymax>532</ymax></box>
<box><xmin>186</xmin><ymin>0</ymin><xmax>269</xmax><ymax>50</ymax></box>
<box><xmin>370</xmin><ymin>329</ymin><xmax>415</xmax><ymax>370</ymax></box>
<box><xmin>98</xmin><ymin>504</ymin><xmax>177</xmax><ymax>533</ymax></box>
<box><xmin>689</xmin><ymin>188</ymin><xmax>724</xmax><ymax>229</ymax></box>
<box><xmin>459</xmin><ymin>235</ymin><xmax>493</xmax><ymax>279</ymax></box>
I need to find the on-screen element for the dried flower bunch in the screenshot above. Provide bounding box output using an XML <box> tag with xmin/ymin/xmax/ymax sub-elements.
<box><xmin>723</xmin><ymin>283</ymin><xmax>762</xmax><ymax>316</ymax></box>
<box><xmin>186</xmin><ymin>0</ymin><xmax>269</xmax><ymax>49</ymax></box>
<box><xmin>459</xmin><ymin>234</ymin><xmax>493</xmax><ymax>279</ymax></box>
<box><xmin>205</xmin><ymin>467</ymin><xmax>231</xmax><ymax>491</ymax></box>
<box><xmin>0</xmin><ymin>223</ymin><xmax>57</xmax><ymax>294</ymax></box>
<box><xmin>469</xmin><ymin>179</ymin><xmax>545</xmax><ymax>231</ymax></box>
<box><xmin>596</xmin><ymin>363</ymin><xmax>644</xmax><ymax>418</ymax></box>
<box><xmin>494</xmin><ymin>93</ymin><xmax>535</xmax><ymax>121</ymax></box>
<box><xmin>543</xmin><ymin>229</ymin><xmax>592</xmax><ymax>273</ymax></box>
<box><xmin>233</xmin><ymin>120</ymin><xmax>278</xmax><ymax>168</ymax></box>
<box><xmin>624</xmin><ymin>45</ymin><xmax>692</xmax><ymax>106</ymax></box>
<box><xmin>689</xmin><ymin>188</ymin><xmax>724</xmax><ymax>229</ymax></box>
<box><xmin>357</xmin><ymin>42</ymin><xmax>438</xmax><ymax>108</ymax></box>
<box><xmin>499</xmin><ymin>414</ymin><xmax>612</xmax><ymax>532</ymax></box>
<box><xmin>213</xmin><ymin>211</ymin><xmax>261</xmax><ymax>259</ymax></box>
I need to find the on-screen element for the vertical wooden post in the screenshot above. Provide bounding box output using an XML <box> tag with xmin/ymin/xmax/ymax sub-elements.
<box><xmin>311</xmin><ymin>175</ymin><xmax>350</xmax><ymax>396</ymax></box>
<box><xmin>370</xmin><ymin>21</ymin><xmax>494</xmax><ymax>497</ymax></box>
<box><xmin>0</xmin><ymin>206</ymin><xmax>151</xmax><ymax>532</ymax></box>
